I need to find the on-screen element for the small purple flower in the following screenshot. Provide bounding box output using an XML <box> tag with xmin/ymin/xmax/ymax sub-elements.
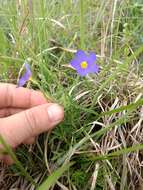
<box><xmin>70</xmin><ymin>50</ymin><xmax>99</xmax><ymax>76</ymax></box>
<box><xmin>18</xmin><ymin>63</ymin><xmax>32</xmax><ymax>87</ymax></box>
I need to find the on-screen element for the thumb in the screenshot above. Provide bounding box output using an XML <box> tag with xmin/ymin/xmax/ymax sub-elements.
<box><xmin>0</xmin><ymin>103</ymin><xmax>64</xmax><ymax>148</ymax></box>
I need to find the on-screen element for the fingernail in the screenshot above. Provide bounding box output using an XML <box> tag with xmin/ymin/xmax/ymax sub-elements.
<box><xmin>47</xmin><ymin>104</ymin><xmax>64</xmax><ymax>125</ymax></box>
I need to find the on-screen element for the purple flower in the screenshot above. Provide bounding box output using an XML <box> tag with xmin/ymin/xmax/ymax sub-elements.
<box><xmin>70</xmin><ymin>50</ymin><xmax>99</xmax><ymax>76</ymax></box>
<box><xmin>18</xmin><ymin>63</ymin><xmax>32</xmax><ymax>87</ymax></box>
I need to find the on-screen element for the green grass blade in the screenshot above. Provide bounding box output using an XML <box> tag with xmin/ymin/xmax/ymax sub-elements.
<box><xmin>37</xmin><ymin>162</ymin><xmax>74</xmax><ymax>190</ymax></box>
<box><xmin>100</xmin><ymin>98</ymin><xmax>143</xmax><ymax>117</ymax></box>
<box><xmin>90</xmin><ymin>144</ymin><xmax>143</xmax><ymax>161</ymax></box>
<box><xmin>80</xmin><ymin>0</ymin><xmax>85</xmax><ymax>50</ymax></box>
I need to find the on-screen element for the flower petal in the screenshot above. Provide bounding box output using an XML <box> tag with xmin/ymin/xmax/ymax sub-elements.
<box><xmin>89</xmin><ymin>52</ymin><xmax>96</xmax><ymax>61</ymax></box>
<box><xmin>17</xmin><ymin>63</ymin><xmax>32</xmax><ymax>87</ymax></box>
<box><xmin>24</xmin><ymin>63</ymin><xmax>32</xmax><ymax>76</ymax></box>
<box><xmin>70</xmin><ymin>50</ymin><xmax>99</xmax><ymax>76</ymax></box>
<box><xmin>85</xmin><ymin>57</ymin><xmax>99</xmax><ymax>74</ymax></box>
<box><xmin>70</xmin><ymin>50</ymin><xmax>87</xmax><ymax>71</ymax></box>
<box><xmin>70</xmin><ymin>58</ymin><xmax>81</xmax><ymax>70</ymax></box>
<box><xmin>18</xmin><ymin>77</ymin><xmax>27</xmax><ymax>87</ymax></box>
<box><xmin>90</xmin><ymin>63</ymin><xmax>99</xmax><ymax>74</ymax></box>
<box><xmin>77</xmin><ymin>68</ymin><xmax>89</xmax><ymax>76</ymax></box>
<box><xmin>75</xmin><ymin>50</ymin><xmax>86</xmax><ymax>58</ymax></box>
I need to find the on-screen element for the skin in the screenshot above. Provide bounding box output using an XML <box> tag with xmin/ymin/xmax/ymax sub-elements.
<box><xmin>0</xmin><ymin>83</ymin><xmax>64</xmax><ymax>165</ymax></box>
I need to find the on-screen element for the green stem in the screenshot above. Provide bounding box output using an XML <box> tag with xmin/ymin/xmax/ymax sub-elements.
<box><xmin>30</xmin><ymin>78</ymin><xmax>55</xmax><ymax>102</ymax></box>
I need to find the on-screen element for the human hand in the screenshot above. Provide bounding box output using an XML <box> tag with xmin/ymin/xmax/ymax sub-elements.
<box><xmin>0</xmin><ymin>84</ymin><xmax>64</xmax><ymax>164</ymax></box>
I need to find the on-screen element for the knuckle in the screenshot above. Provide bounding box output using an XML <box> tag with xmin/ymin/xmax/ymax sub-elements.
<box><xmin>27</xmin><ymin>90</ymin><xmax>32</xmax><ymax>108</ymax></box>
<box><xmin>24</xmin><ymin>109</ymin><xmax>38</xmax><ymax>136</ymax></box>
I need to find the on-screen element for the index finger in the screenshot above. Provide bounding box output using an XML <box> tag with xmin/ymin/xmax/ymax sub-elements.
<box><xmin>0</xmin><ymin>83</ymin><xmax>48</xmax><ymax>108</ymax></box>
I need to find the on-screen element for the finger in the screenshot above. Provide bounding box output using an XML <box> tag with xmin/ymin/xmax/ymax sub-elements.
<box><xmin>23</xmin><ymin>137</ymin><xmax>35</xmax><ymax>145</ymax></box>
<box><xmin>0</xmin><ymin>108</ymin><xmax>24</xmax><ymax>118</ymax></box>
<box><xmin>0</xmin><ymin>83</ymin><xmax>48</xmax><ymax>108</ymax></box>
<box><xmin>2</xmin><ymin>155</ymin><xmax>14</xmax><ymax>165</ymax></box>
<box><xmin>0</xmin><ymin>103</ymin><xmax>64</xmax><ymax>148</ymax></box>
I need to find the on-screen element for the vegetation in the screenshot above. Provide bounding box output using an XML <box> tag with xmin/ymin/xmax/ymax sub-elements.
<box><xmin>0</xmin><ymin>0</ymin><xmax>143</xmax><ymax>189</ymax></box>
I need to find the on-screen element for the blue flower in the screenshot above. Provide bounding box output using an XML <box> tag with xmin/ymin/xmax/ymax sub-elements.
<box><xmin>18</xmin><ymin>62</ymin><xmax>32</xmax><ymax>87</ymax></box>
<box><xmin>70</xmin><ymin>50</ymin><xmax>99</xmax><ymax>76</ymax></box>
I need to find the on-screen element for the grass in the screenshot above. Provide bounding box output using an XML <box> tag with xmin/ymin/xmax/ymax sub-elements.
<box><xmin>0</xmin><ymin>0</ymin><xmax>143</xmax><ymax>189</ymax></box>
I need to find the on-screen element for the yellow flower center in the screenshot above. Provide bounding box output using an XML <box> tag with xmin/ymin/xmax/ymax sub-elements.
<box><xmin>80</xmin><ymin>61</ymin><xmax>88</xmax><ymax>69</ymax></box>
